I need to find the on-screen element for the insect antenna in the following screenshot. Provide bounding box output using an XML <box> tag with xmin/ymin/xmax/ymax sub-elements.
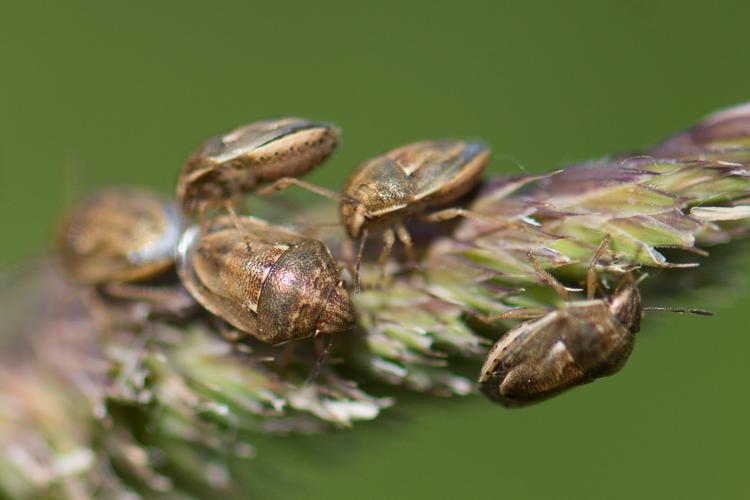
<box><xmin>631</xmin><ymin>273</ymin><xmax>713</xmax><ymax>316</ymax></box>
<box><xmin>642</xmin><ymin>306</ymin><xmax>714</xmax><ymax>316</ymax></box>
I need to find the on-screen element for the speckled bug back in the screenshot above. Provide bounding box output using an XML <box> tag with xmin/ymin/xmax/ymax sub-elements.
<box><xmin>478</xmin><ymin>284</ymin><xmax>641</xmax><ymax>407</ymax></box>
<box><xmin>340</xmin><ymin>139</ymin><xmax>489</xmax><ymax>238</ymax></box>
<box><xmin>57</xmin><ymin>187</ymin><xmax>182</xmax><ymax>284</ymax></box>
<box><xmin>178</xmin><ymin>117</ymin><xmax>340</xmax><ymax>213</ymax></box>
<box><xmin>177</xmin><ymin>216</ymin><xmax>354</xmax><ymax>345</ymax></box>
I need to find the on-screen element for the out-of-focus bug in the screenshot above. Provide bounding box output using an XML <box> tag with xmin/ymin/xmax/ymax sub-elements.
<box><xmin>176</xmin><ymin>215</ymin><xmax>355</xmax><ymax>345</ymax></box>
<box><xmin>177</xmin><ymin>117</ymin><xmax>340</xmax><ymax>222</ymax></box>
<box><xmin>477</xmin><ymin>237</ymin><xmax>712</xmax><ymax>407</ymax></box>
<box><xmin>57</xmin><ymin>187</ymin><xmax>182</xmax><ymax>285</ymax></box>
<box><xmin>56</xmin><ymin>187</ymin><xmax>195</xmax><ymax>319</ymax></box>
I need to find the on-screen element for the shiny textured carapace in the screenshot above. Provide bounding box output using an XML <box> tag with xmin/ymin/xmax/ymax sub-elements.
<box><xmin>57</xmin><ymin>187</ymin><xmax>182</xmax><ymax>284</ymax></box>
<box><xmin>340</xmin><ymin>139</ymin><xmax>489</xmax><ymax>239</ymax></box>
<box><xmin>478</xmin><ymin>283</ymin><xmax>642</xmax><ymax>407</ymax></box>
<box><xmin>177</xmin><ymin>117</ymin><xmax>339</xmax><ymax>213</ymax></box>
<box><xmin>176</xmin><ymin>216</ymin><xmax>354</xmax><ymax>345</ymax></box>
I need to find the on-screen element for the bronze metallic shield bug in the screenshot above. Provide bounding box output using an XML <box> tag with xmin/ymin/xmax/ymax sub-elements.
<box><xmin>176</xmin><ymin>216</ymin><xmax>355</xmax><ymax>345</ymax></box>
<box><xmin>340</xmin><ymin>139</ymin><xmax>490</xmax><ymax>280</ymax></box>
<box><xmin>177</xmin><ymin>117</ymin><xmax>340</xmax><ymax>214</ymax></box>
<box><xmin>478</xmin><ymin>283</ymin><xmax>642</xmax><ymax>407</ymax></box>
<box><xmin>57</xmin><ymin>187</ymin><xmax>182</xmax><ymax>284</ymax></box>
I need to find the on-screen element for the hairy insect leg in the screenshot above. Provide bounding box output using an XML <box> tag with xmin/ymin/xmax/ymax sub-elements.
<box><xmin>223</xmin><ymin>201</ymin><xmax>253</xmax><ymax>252</ymax></box>
<box><xmin>480</xmin><ymin>308</ymin><xmax>549</xmax><ymax>323</ymax></box>
<box><xmin>423</xmin><ymin>207</ymin><xmax>519</xmax><ymax>228</ymax></box>
<box><xmin>101</xmin><ymin>282</ymin><xmax>166</xmax><ymax>303</ymax></box>
<box><xmin>353</xmin><ymin>229</ymin><xmax>368</xmax><ymax>294</ymax></box>
<box><xmin>305</xmin><ymin>334</ymin><xmax>335</xmax><ymax>386</ymax></box>
<box><xmin>587</xmin><ymin>234</ymin><xmax>611</xmax><ymax>300</ymax></box>
<box><xmin>256</xmin><ymin>177</ymin><xmax>342</xmax><ymax>202</ymax></box>
<box><xmin>395</xmin><ymin>222</ymin><xmax>419</xmax><ymax>271</ymax></box>
<box><xmin>80</xmin><ymin>287</ymin><xmax>153</xmax><ymax>332</ymax></box>
<box><xmin>100</xmin><ymin>282</ymin><xmax>195</xmax><ymax>317</ymax></box>
<box><xmin>528</xmin><ymin>252</ymin><xmax>569</xmax><ymax>301</ymax></box>
<box><xmin>210</xmin><ymin>316</ymin><xmax>245</xmax><ymax>342</ymax></box>
<box><xmin>377</xmin><ymin>228</ymin><xmax>396</xmax><ymax>286</ymax></box>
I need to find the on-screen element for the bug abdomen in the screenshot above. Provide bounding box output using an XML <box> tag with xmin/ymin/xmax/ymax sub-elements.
<box><xmin>497</xmin><ymin>345</ymin><xmax>589</xmax><ymax>404</ymax></box>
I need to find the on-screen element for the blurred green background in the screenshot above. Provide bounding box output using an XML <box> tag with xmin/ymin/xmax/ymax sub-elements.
<box><xmin>2</xmin><ymin>1</ymin><xmax>749</xmax><ymax>498</ymax></box>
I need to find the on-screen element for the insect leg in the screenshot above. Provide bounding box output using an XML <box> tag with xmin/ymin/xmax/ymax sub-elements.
<box><xmin>305</xmin><ymin>334</ymin><xmax>335</xmax><ymax>386</ymax></box>
<box><xmin>256</xmin><ymin>178</ymin><xmax>342</xmax><ymax>202</ymax></box>
<box><xmin>423</xmin><ymin>208</ymin><xmax>518</xmax><ymax>227</ymax></box>
<box><xmin>223</xmin><ymin>201</ymin><xmax>253</xmax><ymax>252</ymax></box>
<box><xmin>100</xmin><ymin>282</ymin><xmax>195</xmax><ymax>317</ymax></box>
<box><xmin>377</xmin><ymin>228</ymin><xmax>396</xmax><ymax>286</ymax></box>
<box><xmin>587</xmin><ymin>234</ymin><xmax>610</xmax><ymax>300</ymax></box>
<box><xmin>353</xmin><ymin>229</ymin><xmax>368</xmax><ymax>294</ymax></box>
<box><xmin>481</xmin><ymin>308</ymin><xmax>549</xmax><ymax>322</ymax></box>
<box><xmin>528</xmin><ymin>252</ymin><xmax>569</xmax><ymax>301</ymax></box>
<box><xmin>340</xmin><ymin>236</ymin><xmax>356</xmax><ymax>278</ymax></box>
<box><xmin>395</xmin><ymin>222</ymin><xmax>419</xmax><ymax>271</ymax></box>
<box><xmin>210</xmin><ymin>316</ymin><xmax>245</xmax><ymax>342</ymax></box>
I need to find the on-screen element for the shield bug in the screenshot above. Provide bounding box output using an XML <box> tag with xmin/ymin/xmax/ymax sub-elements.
<box><xmin>477</xmin><ymin>284</ymin><xmax>712</xmax><ymax>406</ymax></box>
<box><xmin>477</xmin><ymin>237</ymin><xmax>712</xmax><ymax>407</ymax></box>
<box><xmin>57</xmin><ymin>187</ymin><xmax>182</xmax><ymax>285</ymax></box>
<box><xmin>341</xmin><ymin>139</ymin><xmax>490</xmax><ymax>284</ymax></box>
<box><xmin>177</xmin><ymin>117</ymin><xmax>340</xmax><ymax>217</ymax></box>
<box><xmin>478</xmin><ymin>282</ymin><xmax>643</xmax><ymax>407</ymax></box>
<box><xmin>56</xmin><ymin>187</ymin><xmax>195</xmax><ymax>319</ymax></box>
<box><xmin>176</xmin><ymin>215</ymin><xmax>355</xmax><ymax>345</ymax></box>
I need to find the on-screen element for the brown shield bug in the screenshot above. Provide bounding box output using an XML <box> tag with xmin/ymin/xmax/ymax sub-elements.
<box><xmin>176</xmin><ymin>117</ymin><xmax>340</xmax><ymax>218</ymax></box>
<box><xmin>176</xmin><ymin>215</ymin><xmax>355</xmax><ymax>345</ymax></box>
<box><xmin>56</xmin><ymin>187</ymin><xmax>195</xmax><ymax>320</ymax></box>
<box><xmin>477</xmin><ymin>238</ymin><xmax>712</xmax><ymax>407</ymax></box>
<box><xmin>478</xmin><ymin>282</ymin><xmax>642</xmax><ymax>407</ymax></box>
<box><xmin>341</xmin><ymin>139</ymin><xmax>490</xmax><ymax>285</ymax></box>
<box><xmin>57</xmin><ymin>187</ymin><xmax>182</xmax><ymax>285</ymax></box>
<box><xmin>257</xmin><ymin>138</ymin><xmax>491</xmax><ymax>289</ymax></box>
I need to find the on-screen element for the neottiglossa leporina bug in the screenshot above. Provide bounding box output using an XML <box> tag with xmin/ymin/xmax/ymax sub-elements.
<box><xmin>177</xmin><ymin>215</ymin><xmax>355</xmax><ymax>345</ymax></box>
